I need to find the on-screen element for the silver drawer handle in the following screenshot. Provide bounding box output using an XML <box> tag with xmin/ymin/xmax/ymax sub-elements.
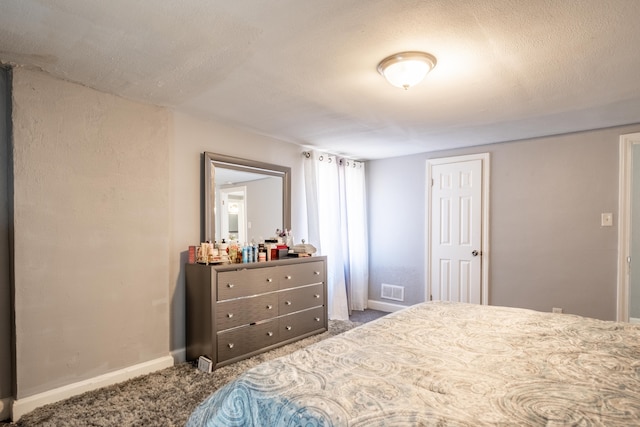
<box><xmin>267</xmin><ymin>331</ymin><xmax>273</xmax><ymax>337</ymax></box>
<box><xmin>314</xmin><ymin>271</ymin><xmax>320</xmax><ymax>275</ymax></box>
<box><xmin>285</xmin><ymin>301</ymin><xmax>292</xmax><ymax>305</ymax></box>
<box><xmin>267</xmin><ymin>278</ymin><xmax>273</xmax><ymax>282</ymax></box>
<box><xmin>228</xmin><ymin>343</ymin><xmax>234</xmax><ymax>349</ymax></box>
<box><xmin>285</xmin><ymin>326</ymin><xmax>292</xmax><ymax>330</ymax></box>
<box><xmin>315</xmin><ymin>317</ymin><xmax>320</xmax><ymax>322</ymax></box>
<box><xmin>227</xmin><ymin>283</ymin><xmax>235</xmax><ymax>288</ymax></box>
<box><xmin>285</xmin><ymin>275</ymin><xmax>292</xmax><ymax>280</ymax></box>
<box><xmin>227</xmin><ymin>313</ymin><xmax>233</xmax><ymax>318</ymax></box>
<box><xmin>314</xmin><ymin>294</ymin><xmax>320</xmax><ymax>298</ymax></box>
<box><xmin>266</xmin><ymin>304</ymin><xmax>273</xmax><ymax>310</ymax></box>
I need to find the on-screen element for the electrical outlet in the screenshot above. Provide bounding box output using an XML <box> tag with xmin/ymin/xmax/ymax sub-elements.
<box><xmin>552</xmin><ymin>307</ymin><xmax>563</xmax><ymax>314</ymax></box>
<box><xmin>198</xmin><ymin>356</ymin><xmax>212</xmax><ymax>373</ymax></box>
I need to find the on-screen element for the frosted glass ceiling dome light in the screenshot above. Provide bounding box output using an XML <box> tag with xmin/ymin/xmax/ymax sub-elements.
<box><xmin>377</xmin><ymin>51</ymin><xmax>437</xmax><ymax>90</ymax></box>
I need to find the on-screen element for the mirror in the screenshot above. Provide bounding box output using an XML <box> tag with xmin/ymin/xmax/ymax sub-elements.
<box><xmin>204</xmin><ymin>152</ymin><xmax>291</xmax><ymax>245</ymax></box>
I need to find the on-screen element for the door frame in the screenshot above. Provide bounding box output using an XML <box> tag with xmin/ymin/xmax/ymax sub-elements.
<box><xmin>219</xmin><ymin>185</ymin><xmax>247</xmax><ymax>244</ymax></box>
<box><xmin>426</xmin><ymin>153</ymin><xmax>491</xmax><ymax>304</ymax></box>
<box><xmin>617</xmin><ymin>132</ymin><xmax>640</xmax><ymax>322</ymax></box>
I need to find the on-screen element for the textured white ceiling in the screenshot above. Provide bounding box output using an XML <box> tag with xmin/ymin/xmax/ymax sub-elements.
<box><xmin>1</xmin><ymin>0</ymin><xmax>640</xmax><ymax>160</ymax></box>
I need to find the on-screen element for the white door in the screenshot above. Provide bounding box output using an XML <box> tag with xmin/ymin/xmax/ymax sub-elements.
<box><xmin>220</xmin><ymin>186</ymin><xmax>247</xmax><ymax>244</ymax></box>
<box><xmin>618</xmin><ymin>132</ymin><xmax>640</xmax><ymax>322</ymax></box>
<box><xmin>429</xmin><ymin>155</ymin><xmax>487</xmax><ymax>304</ymax></box>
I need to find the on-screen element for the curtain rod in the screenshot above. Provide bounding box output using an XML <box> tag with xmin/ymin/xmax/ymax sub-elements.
<box><xmin>302</xmin><ymin>151</ymin><xmax>364</xmax><ymax>166</ymax></box>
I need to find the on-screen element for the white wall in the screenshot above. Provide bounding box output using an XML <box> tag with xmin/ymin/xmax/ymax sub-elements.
<box><xmin>11</xmin><ymin>68</ymin><xmax>171</xmax><ymax>398</ymax></box>
<box><xmin>368</xmin><ymin>126</ymin><xmax>640</xmax><ymax>320</ymax></box>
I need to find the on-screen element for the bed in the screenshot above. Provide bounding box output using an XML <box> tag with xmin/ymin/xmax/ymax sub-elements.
<box><xmin>186</xmin><ymin>301</ymin><xmax>640</xmax><ymax>426</ymax></box>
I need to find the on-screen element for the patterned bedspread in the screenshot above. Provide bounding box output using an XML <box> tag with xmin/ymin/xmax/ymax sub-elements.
<box><xmin>187</xmin><ymin>302</ymin><xmax>640</xmax><ymax>426</ymax></box>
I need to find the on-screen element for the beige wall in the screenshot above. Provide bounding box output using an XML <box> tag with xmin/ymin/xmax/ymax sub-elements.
<box><xmin>11</xmin><ymin>68</ymin><xmax>171</xmax><ymax>398</ymax></box>
<box><xmin>169</xmin><ymin>112</ymin><xmax>307</xmax><ymax>353</ymax></box>
<box><xmin>2</xmin><ymin>67</ymin><xmax>308</xmax><ymax>408</ymax></box>
<box><xmin>368</xmin><ymin>126</ymin><xmax>640</xmax><ymax>320</ymax></box>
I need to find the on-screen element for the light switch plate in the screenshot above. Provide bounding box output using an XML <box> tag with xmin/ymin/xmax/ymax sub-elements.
<box><xmin>601</xmin><ymin>213</ymin><xmax>613</xmax><ymax>227</ymax></box>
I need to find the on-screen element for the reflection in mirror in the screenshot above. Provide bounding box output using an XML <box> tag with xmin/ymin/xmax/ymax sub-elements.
<box><xmin>204</xmin><ymin>153</ymin><xmax>291</xmax><ymax>245</ymax></box>
<box><xmin>219</xmin><ymin>184</ymin><xmax>246</xmax><ymax>243</ymax></box>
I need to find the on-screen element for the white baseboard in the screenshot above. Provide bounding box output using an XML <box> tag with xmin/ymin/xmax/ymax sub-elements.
<box><xmin>367</xmin><ymin>299</ymin><xmax>408</xmax><ymax>313</ymax></box>
<box><xmin>1</xmin><ymin>397</ymin><xmax>12</xmax><ymax>422</ymax></box>
<box><xmin>11</xmin><ymin>355</ymin><xmax>174</xmax><ymax>421</ymax></box>
<box><xmin>631</xmin><ymin>317</ymin><xmax>640</xmax><ymax>324</ymax></box>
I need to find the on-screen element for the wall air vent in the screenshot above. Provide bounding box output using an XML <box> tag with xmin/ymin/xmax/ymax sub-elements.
<box><xmin>381</xmin><ymin>283</ymin><xmax>405</xmax><ymax>302</ymax></box>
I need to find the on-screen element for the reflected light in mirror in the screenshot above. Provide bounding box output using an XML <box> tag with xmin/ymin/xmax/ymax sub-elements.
<box><xmin>204</xmin><ymin>152</ymin><xmax>291</xmax><ymax>245</ymax></box>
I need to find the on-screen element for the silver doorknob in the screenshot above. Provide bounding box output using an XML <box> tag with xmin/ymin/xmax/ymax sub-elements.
<box><xmin>472</xmin><ymin>250</ymin><xmax>480</xmax><ymax>257</ymax></box>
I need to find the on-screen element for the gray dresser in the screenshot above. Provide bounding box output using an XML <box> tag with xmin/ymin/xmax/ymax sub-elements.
<box><xmin>185</xmin><ymin>256</ymin><xmax>327</xmax><ymax>369</ymax></box>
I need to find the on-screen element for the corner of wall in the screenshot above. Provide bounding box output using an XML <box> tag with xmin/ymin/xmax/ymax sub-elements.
<box><xmin>1</xmin><ymin>61</ymin><xmax>16</xmax><ymax>410</ymax></box>
<box><xmin>0</xmin><ymin>397</ymin><xmax>12</xmax><ymax>422</ymax></box>
<box><xmin>170</xmin><ymin>347</ymin><xmax>186</xmax><ymax>364</ymax></box>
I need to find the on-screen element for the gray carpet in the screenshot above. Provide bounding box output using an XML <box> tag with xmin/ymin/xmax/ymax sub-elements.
<box><xmin>9</xmin><ymin>320</ymin><xmax>361</xmax><ymax>426</ymax></box>
<box><xmin>349</xmin><ymin>308</ymin><xmax>388</xmax><ymax>323</ymax></box>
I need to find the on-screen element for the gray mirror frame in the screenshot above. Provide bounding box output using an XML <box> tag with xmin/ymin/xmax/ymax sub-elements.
<box><xmin>204</xmin><ymin>152</ymin><xmax>291</xmax><ymax>243</ymax></box>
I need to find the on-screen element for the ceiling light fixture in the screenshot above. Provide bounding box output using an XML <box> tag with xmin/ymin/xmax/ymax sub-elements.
<box><xmin>377</xmin><ymin>51</ymin><xmax>437</xmax><ymax>90</ymax></box>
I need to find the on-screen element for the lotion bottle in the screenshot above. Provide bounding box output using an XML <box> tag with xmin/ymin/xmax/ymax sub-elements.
<box><xmin>242</xmin><ymin>243</ymin><xmax>249</xmax><ymax>263</ymax></box>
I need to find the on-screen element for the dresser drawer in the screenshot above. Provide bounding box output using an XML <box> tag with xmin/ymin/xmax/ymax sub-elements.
<box><xmin>279</xmin><ymin>283</ymin><xmax>324</xmax><ymax>315</ymax></box>
<box><xmin>278</xmin><ymin>261</ymin><xmax>325</xmax><ymax>290</ymax></box>
<box><xmin>217</xmin><ymin>267</ymin><xmax>278</xmax><ymax>300</ymax></box>
<box><xmin>279</xmin><ymin>307</ymin><xmax>325</xmax><ymax>341</ymax></box>
<box><xmin>186</xmin><ymin>257</ymin><xmax>327</xmax><ymax>369</ymax></box>
<box><xmin>216</xmin><ymin>293</ymin><xmax>278</xmax><ymax>331</ymax></box>
<box><xmin>217</xmin><ymin>319</ymin><xmax>279</xmax><ymax>363</ymax></box>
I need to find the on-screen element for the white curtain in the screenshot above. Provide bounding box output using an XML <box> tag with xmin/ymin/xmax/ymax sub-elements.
<box><xmin>304</xmin><ymin>151</ymin><xmax>369</xmax><ymax>320</ymax></box>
